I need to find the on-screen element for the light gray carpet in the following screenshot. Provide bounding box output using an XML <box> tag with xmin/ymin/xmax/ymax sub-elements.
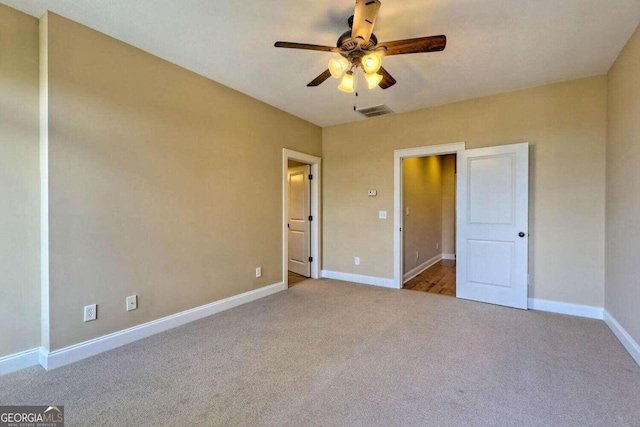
<box><xmin>1</xmin><ymin>279</ymin><xmax>639</xmax><ymax>426</ymax></box>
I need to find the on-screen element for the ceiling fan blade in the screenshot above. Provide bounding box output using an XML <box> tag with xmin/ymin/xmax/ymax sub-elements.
<box><xmin>307</xmin><ymin>69</ymin><xmax>332</xmax><ymax>87</ymax></box>
<box><xmin>275</xmin><ymin>41</ymin><xmax>344</xmax><ymax>54</ymax></box>
<box><xmin>379</xmin><ymin>35</ymin><xmax>447</xmax><ymax>56</ymax></box>
<box><xmin>351</xmin><ymin>0</ymin><xmax>381</xmax><ymax>45</ymax></box>
<box><xmin>378</xmin><ymin>66</ymin><xmax>397</xmax><ymax>89</ymax></box>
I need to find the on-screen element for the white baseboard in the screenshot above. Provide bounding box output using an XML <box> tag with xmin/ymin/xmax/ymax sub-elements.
<box><xmin>40</xmin><ymin>282</ymin><xmax>285</xmax><ymax>371</ymax></box>
<box><xmin>604</xmin><ymin>310</ymin><xmax>640</xmax><ymax>367</ymax></box>
<box><xmin>0</xmin><ymin>348</ymin><xmax>41</xmax><ymax>376</ymax></box>
<box><xmin>442</xmin><ymin>253</ymin><xmax>456</xmax><ymax>260</ymax></box>
<box><xmin>321</xmin><ymin>270</ymin><xmax>396</xmax><ymax>289</ymax></box>
<box><xmin>528</xmin><ymin>298</ymin><xmax>603</xmax><ymax>319</ymax></box>
<box><xmin>403</xmin><ymin>254</ymin><xmax>442</xmax><ymax>284</ymax></box>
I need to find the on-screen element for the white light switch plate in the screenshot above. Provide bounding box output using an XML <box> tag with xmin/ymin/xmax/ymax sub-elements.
<box><xmin>379</xmin><ymin>210</ymin><xmax>387</xmax><ymax>219</ymax></box>
<box><xmin>126</xmin><ymin>295</ymin><xmax>137</xmax><ymax>311</ymax></box>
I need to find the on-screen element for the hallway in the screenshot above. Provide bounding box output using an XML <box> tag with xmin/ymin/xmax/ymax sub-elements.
<box><xmin>403</xmin><ymin>260</ymin><xmax>456</xmax><ymax>296</ymax></box>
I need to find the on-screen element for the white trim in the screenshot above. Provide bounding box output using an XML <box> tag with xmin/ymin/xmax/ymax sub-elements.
<box><xmin>321</xmin><ymin>270</ymin><xmax>395</xmax><ymax>289</ymax></box>
<box><xmin>39</xmin><ymin>14</ymin><xmax>50</xmax><ymax>351</ymax></box>
<box><xmin>604</xmin><ymin>310</ymin><xmax>640</xmax><ymax>367</ymax></box>
<box><xmin>38</xmin><ymin>347</ymin><xmax>48</xmax><ymax>369</ymax></box>
<box><xmin>39</xmin><ymin>282</ymin><xmax>285</xmax><ymax>371</ymax></box>
<box><xmin>527</xmin><ymin>298</ymin><xmax>603</xmax><ymax>319</ymax></box>
<box><xmin>394</xmin><ymin>142</ymin><xmax>466</xmax><ymax>289</ymax></box>
<box><xmin>403</xmin><ymin>254</ymin><xmax>442</xmax><ymax>284</ymax></box>
<box><xmin>0</xmin><ymin>348</ymin><xmax>41</xmax><ymax>376</ymax></box>
<box><xmin>283</xmin><ymin>149</ymin><xmax>321</xmax><ymax>287</ymax></box>
<box><xmin>442</xmin><ymin>253</ymin><xmax>456</xmax><ymax>260</ymax></box>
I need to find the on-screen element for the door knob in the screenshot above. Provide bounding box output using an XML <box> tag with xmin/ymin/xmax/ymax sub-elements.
<box><xmin>518</xmin><ymin>232</ymin><xmax>526</xmax><ymax>237</ymax></box>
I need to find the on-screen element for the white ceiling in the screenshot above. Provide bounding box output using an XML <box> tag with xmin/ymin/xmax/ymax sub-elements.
<box><xmin>3</xmin><ymin>0</ymin><xmax>640</xmax><ymax>127</ymax></box>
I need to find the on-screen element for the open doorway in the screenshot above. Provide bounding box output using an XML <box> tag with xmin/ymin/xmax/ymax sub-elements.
<box><xmin>287</xmin><ymin>160</ymin><xmax>311</xmax><ymax>286</ymax></box>
<box><xmin>401</xmin><ymin>154</ymin><xmax>457</xmax><ymax>296</ymax></box>
<box><xmin>282</xmin><ymin>149</ymin><xmax>321</xmax><ymax>288</ymax></box>
<box><xmin>393</xmin><ymin>142</ymin><xmax>465</xmax><ymax>290</ymax></box>
<box><xmin>394</xmin><ymin>142</ymin><xmax>529</xmax><ymax>310</ymax></box>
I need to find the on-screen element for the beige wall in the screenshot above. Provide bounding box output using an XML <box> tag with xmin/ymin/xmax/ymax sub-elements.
<box><xmin>402</xmin><ymin>156</ymin><xmax>442</xmax><ymax>275</ymax></box>
<box><xmin>441</xmin><ymin>154</ymin><xmax>456</xmax><ymax>256</ymax></box>
<box><xmin>0</xmin><ymin>2</ymin><xmax>626</xmax><ymax>359</ymax></box>
<box><xmin>42</xmin><ymin>13</ymin><xmax>321</xmax><ymax>350</ymax></box>
<box><xmin>0</xmin><ymin>5</ymin><xmax>41</xmax><ymax>357</ymax></box>
<box><xmin>323</xmin><ymin>76</ymin><xmax>607</xmax><ymax>306</ymax></box>
<box><xmin>606</xmin><ymin>24</ymin><xmax>640</xmax><ymax>345</ymax></box>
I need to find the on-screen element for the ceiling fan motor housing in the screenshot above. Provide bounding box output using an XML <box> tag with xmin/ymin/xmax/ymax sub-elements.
<box><xmin>337</xmin><ymin>31</ymin><xmax>378</xmax><ymax>52</ymax></box>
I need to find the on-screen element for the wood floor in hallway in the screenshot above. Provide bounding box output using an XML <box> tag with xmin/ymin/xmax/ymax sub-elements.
<box><xmin>288</xmin><ymin>271</ymin><xmax>308</xmax><ymax>287</ymax></box>
<box><xmin>403</xmin><ymin>259</ymin><xmax>456</xmax><ymax>296</ymax></box>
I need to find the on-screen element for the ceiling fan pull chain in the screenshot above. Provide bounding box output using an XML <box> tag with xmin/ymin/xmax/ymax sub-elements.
<box><xmin>353</xmin><ymin>71</ymin><xmax>359</xmax><ymax>111</ymax></box>
<box><xmin>354</xmin><ymin>77</ymin><xmax>359</xmax><ymax>111</ymax></box>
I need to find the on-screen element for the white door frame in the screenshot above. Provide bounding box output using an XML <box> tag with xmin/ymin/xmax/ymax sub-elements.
<box><xmin>283</xmin><ymin>149</ymin><xmax>321</xmax><ymax>286</ymax></box>
<box><xmin>393</xmin><ymin>142</ymin><xmax>466</xmax><ymax>289</ymax></box>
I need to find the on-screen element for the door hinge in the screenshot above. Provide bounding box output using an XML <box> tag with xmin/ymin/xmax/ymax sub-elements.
<box><xmin>308</xmin><ymin>256</ymin><xmax>313</xmax><ymax>262</ymax></box>
<box><xmin>308</xmin><ymin>215</ymin><xmax>313</xmax><ymax>221</ymax></box>
<box><xmin>308</xmin><ymin>174</ymin><xmax>313</xmax><ymax>180</ymax></box>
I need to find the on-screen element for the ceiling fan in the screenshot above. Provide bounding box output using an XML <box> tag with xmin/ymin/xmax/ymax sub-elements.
<box><xmin>274</xmin><ymin>0</ymin><xmax>446</xmax><ymax>92</ymax></box>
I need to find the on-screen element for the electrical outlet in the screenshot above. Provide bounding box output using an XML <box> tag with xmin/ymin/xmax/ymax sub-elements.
<box><xmin>416</xmin><ymin>251</ymin><xmax>419</xmax><ymax>260</ymax></box>
<box><xmin>379</xmin><ymin>210</ymin><xmax>387</xmax><ymax>219</ymax></box>
<box><xmin>84</xmin><ymin>304</ymin><xmax>97</xmax><ymax>322</ymax></box>
<box><xmin>126</xmin><ymin>295</ymin><xmax>137</xmax><ymax>311</ymax></box>
<box><xmin>406</xmin><ymin>207</ymin><xmax>410</xmax><ymax>216</ymax></box>
<box><xmin>256</xmin><ymin>267</ymin><xmax>262</xmax><ymax>278</ymax></box>
<box><xmin>355</xmin><ymin>257</ymin><xmax>360</xmax><ymax>265</ymax></box>
<box><xmin>436</xmin><ymin>243</ymin><xmax>439</xmax><ymax>250</ymax></box>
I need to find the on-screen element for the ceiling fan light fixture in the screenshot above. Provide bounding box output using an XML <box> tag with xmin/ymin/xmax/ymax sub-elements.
<box><xmin>365</xmin><ymin>71</ymin><xmax>383</xmax><ymax>89</ymax></box>
<box><xmin>328</xmin><ymin>57</ymin><xmax>350</xmax><ymax>78</ymax></box>
<box><xmin>361</xmin><ymin>53</ymin><xmax>382</xmax><ymax>74</ymax></box>
<box><xmin>338</xmin><ymin>71</ymin><xmax>355</xmax><ymax>92</ymax></box>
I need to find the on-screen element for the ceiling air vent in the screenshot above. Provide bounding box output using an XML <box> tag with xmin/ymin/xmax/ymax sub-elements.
<box><xmin>356</xmin><ymin>104</ymin><xmax>394</xmax><ymax>118</ymax></box>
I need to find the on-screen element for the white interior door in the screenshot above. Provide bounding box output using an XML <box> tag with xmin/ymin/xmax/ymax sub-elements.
<box><xmin>288</xmin><ymin>165</ymin><xmax>311</xmax><ymax>277</ymax></box>
<box><xmin>456</xmin><ymin>142</ymin><xmax>529</xmax><ymax>309</ymax></box>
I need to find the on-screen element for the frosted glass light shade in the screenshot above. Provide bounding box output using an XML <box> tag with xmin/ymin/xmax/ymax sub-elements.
<box><xmin>362</xmin><ymin>54</ymin><xmax>382</xmax><ymax>74</ymax></box>
<box><xmin>328</xmin><ymin>57</ymin><xmax>350</xmax><ymax>78</ymax></box>
<box><xmin>338</xmin><ymin>71</ymin><xmax>355</xmax><ymax>92</ymax></box>
<box><xmin>365</xmin><ymin>72</ymin><xmax>383</xmax><ymax>89</ymax></box>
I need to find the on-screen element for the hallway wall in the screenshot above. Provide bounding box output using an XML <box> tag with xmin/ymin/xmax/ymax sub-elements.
<box><xmin>402</xmin><ymin>156</ymin><xmax>442</xmax><ymax>275</ymax></box>
<box><xmin>441</xmin><ymin>154</ymin><xmax>456</xmax><ymax>257</ymax></box>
